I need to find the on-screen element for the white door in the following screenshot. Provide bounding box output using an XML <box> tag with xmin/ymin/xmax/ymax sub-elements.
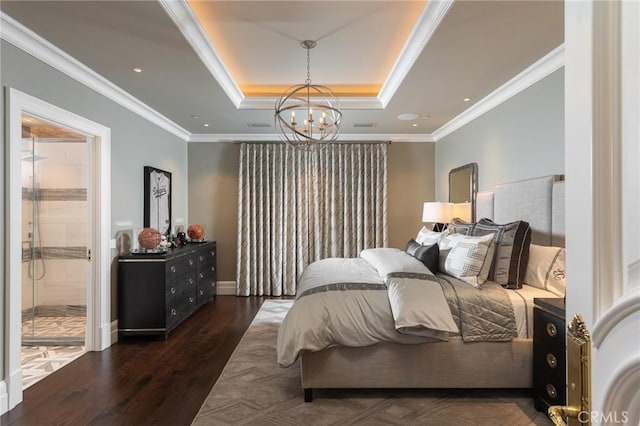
<box><xmin>565</xmin><ymin>1</ymin><xmax>640</xmax><ymax>424</ymax></box>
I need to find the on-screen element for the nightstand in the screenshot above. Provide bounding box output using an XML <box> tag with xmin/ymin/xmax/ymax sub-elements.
<box><xmin>533</xmin><ymin>297</ymin><xmax>566</xmax><ymax>412</ymax></box>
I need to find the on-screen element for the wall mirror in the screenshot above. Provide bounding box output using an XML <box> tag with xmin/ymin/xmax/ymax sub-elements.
<box><xmin>449</xmin><ymin>163</ymin><xmax>478</xmax><ymax>222</ymax></box>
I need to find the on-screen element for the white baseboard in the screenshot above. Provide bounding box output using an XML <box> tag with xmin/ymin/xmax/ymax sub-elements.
<box><xmin>0</xmin><ymin>380</ymin><xmax>7</xmax><ymax>415</ymax></box>
<box><xmin>217</xmin><ymin>281</ymin><xmax>236</xmax><ymax>295</ymax></box>
<box><xmin>111</xmin><ymin>320</ymin><xmax>118</xmax><ymax>345</ymax></box>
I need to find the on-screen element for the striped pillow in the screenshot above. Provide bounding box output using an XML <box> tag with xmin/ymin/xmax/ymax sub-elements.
<box><xmin>472</xmin><ymin>218</ymin><xmax>531</xmax><ymax>289</ymax></box>
<box><xmin>439</xmin><ymin>233</ymin><xmax>496</xmax><ymax>288</ymax></box>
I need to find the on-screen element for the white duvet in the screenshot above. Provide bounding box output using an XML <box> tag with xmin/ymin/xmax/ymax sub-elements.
<box><xmin>276</xmin><ymin>248</ymin><xmax>459</xmax><ymax>367</ymax></box>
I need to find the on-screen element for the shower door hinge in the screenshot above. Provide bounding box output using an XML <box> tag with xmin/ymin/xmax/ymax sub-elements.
<box><xmin>87</xmin><ymin>249</ymin><xmax>92</xmax><ymax>261</ymax></box>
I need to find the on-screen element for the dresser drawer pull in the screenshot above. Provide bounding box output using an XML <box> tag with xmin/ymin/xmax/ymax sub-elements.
<box><xmin>199</xmin><ymin>290</ymin><xmax>204</xmax><ymax>296</ymax></box>
<box><xmin>189</xmin><ymin>296</ymin><xmax>194</xmax><ymax>303</ymax></box>
<box><xmin>189</xmin><ymin>259</ymin><xmax>194</xmax><ymax>266</ymax></box>
<box><xmin>211</xmin><ymin>266</ymin><xmax>215</xmax><ymax>272</ymax></box>
<box><xmin>546</xmin><ymin>322</ymin><xmax>557</xmax><ymax>337</ymax></box>
<box><xmin>211</xmin><ymin>281</ymin><xmax>215</xmax><ymax>287</ymax></box>
<box><xmin>199</xmin><ymin>255</ymin><xmax>204</xmax><ymax>261</ymax></box>
<box><xmin>170</xmin><ymin>266</ymin><xmax>176</xmax><ymax>273</ymax></box>
<box><xmin>546</xmin><ymin>384</ymin><xmax>557</xmax><ymax>399</ymax></box>
<box><xmin>170</xmin><ymin>287</ymin><xmax>176</xmax><ymax>294</ymax></box>
<box><xmin>189</xmin><ymin>278</ymin><xmax>194</xmax><ymax>284</ymax></box>
<box><xmin>199</xmin><ymin>273</ymin><xmax>204</xmax><ymax>279</ymax></box>
<box><xmin>546</xmin><ymin>353</ymin><xmax>558</xmax><ymax>368</ymax></box>
<box><xmin>210</xmin><ymin>251</ymin><xmax>215</xmax><ymax>257</ymax></box>
<box><xmin>171</xmin><ymin>308</ymin><xmax>177</xmax><ymax>316</ymax></box>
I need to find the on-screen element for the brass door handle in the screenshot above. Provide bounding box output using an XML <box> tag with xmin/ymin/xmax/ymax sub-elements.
<box><xmin>548</xmin><ymin>405</ymin><xmax>581</xmax><ymax>426</ymax></box>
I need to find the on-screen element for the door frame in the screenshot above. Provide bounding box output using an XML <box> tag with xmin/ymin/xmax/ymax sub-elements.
<box><xmin>565</xmin><ymin>0</ymin><xmax>640</xmax><ymax>421</ymax></box>
<box><xmin>3</xmin><ymin>88</ymin><xmax>111</xmax><ymax>412</ymax></box>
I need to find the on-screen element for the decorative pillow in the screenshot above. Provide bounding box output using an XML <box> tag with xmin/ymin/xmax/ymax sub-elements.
<box><xmin>405</xmin><ymin>239</ymin><xmax>439</xmax><ymax>274</ymax></box>
<box><xmin>525</xmin><ymin>244</ymin><xmax>566</xmax><ymax>297</ymax></box>
<box><xmin>472</xmin><ymin>218</ymin><xmax>532</xmax><ymax>289</ymax></box>
<box><xmin>415</xmin><ymin>226</ymin><xmax>445</xmax><ymax>246</ymax></box>
<box><xmin>438</xmin><ymin>233</ymin><xmax>496</xmax><ymax>288</ymax></box>
<box><xmin>447</xmin><ymin>218</ymin><xmax>475</xmax><ymax>236</ymax></box>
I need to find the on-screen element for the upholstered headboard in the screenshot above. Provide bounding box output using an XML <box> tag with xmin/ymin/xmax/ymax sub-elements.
<box><xmin>476</xmin><ymin>175</ymin><xmax>565</xmax><ymax>247</ymax></box>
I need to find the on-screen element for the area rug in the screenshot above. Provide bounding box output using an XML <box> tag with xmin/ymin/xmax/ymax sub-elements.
<box><xmin>192</xmin><ymin>300</ymin><xmax>551</xmax><ymax>425</ymax></box>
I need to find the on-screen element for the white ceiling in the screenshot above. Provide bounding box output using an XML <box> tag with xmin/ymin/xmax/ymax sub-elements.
<box><xmin>0</xmin><ymin>0</ymin><xmax>564</xmax><ymax>140</ymax></box>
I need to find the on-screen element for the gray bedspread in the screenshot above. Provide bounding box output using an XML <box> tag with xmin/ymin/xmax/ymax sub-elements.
<box><xmin>438</xmin><ymin>274</ymin><xmax>517</xmax><ymax>342</ymax></box>
<box><xmin>277</xmin><ymin>248</ymin><xmax>517</xmax><ymax>367</ymax></box>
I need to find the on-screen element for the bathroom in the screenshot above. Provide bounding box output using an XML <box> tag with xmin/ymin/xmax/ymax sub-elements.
<box><xmin>20</xmin><ymin>114</ymin><xmax>89</xmax><ymax>388</ymax></box>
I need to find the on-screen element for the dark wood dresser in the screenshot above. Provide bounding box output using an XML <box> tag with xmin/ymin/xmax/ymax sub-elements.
<box><xmin>118</xmin><ymin>241</ymin><xmax>216</xmax><ymax>339</ymax></box>
<box><xmin>533</xmin><ymin>297</ymin><xmax>566</xmax><ymax>412</ymax></box>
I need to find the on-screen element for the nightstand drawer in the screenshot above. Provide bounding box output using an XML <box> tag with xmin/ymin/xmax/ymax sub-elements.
<box><xmin>533</xmin><ymin>298</ymin><xmax>566</xmax><ymax>413</ymax></box>
<box><xmin>534</xmin><ymin>307</ymin><xmax>565</xmax><ymax>347</ymax></box>
<box><xmin>533</xmin><ymin>343</ymin><xmax>566</xmax><ymax>381</ymax></box>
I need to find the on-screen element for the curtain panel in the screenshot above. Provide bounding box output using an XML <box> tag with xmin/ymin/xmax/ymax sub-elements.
<box><xmin>236</xmin><ymin>142</ymin><xmax>388</xmax><ymax>296</ymax></box>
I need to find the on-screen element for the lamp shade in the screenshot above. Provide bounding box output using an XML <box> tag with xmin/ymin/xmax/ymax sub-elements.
<box><xmin>452</xmin><ymin>202</ymin><xmax>472</xmax><ymax>222</ymax></box>
<box><xmin>422</xmin><ymin>202</ymin><xmax>453</xmax><ymax>223</ymax></box>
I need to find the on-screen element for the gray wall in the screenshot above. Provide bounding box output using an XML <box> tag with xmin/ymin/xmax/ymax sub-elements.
<box><xmin>187</xmin><ymin>141</ymin><xmax>436</xmax><ymax>282</ymax></box>
<box><xmin>436</xmin><ymin>69</ymin><xmax>564</xmax><ymax>200</ymax></box>
<box><xmin>188</xmin><ymin>143</ymin><xmax>240</xmax><ymax>282</ymax></box>
<box><xmin>1</xmin><ymin>41</ymin><xmax>189</xmax><ymax>322</ymax></box>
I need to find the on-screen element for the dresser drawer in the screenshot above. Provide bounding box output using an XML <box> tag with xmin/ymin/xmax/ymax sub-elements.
<box><xmin>166</xmin><ymin>256</ymin><xmax>197</xmax><ymax>280</ymax></box>
<box><xmin>197</xmin><ymin>264</ymin><xmax>216</xmax><ymax>281</ymax></box>
<box><xmin>197</xmin><ymin>248</ymin><xmax>216</xmax><ymax>268</ymax></box>
<box><xmin>197</xmin><ymin>276</ymin><xmax>217</xmax><ymax>304</ymax></box>
<box><xmin>534</xmin><ymin>307</ymin><xmax>565</xmax><ymax>347</ymax></box>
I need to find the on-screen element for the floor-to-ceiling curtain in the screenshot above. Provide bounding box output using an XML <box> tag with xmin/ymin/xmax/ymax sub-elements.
<box><xmin>236</xmin><ymin>142</ymin><xmax>387</xmax><ymax>296</ymax></box>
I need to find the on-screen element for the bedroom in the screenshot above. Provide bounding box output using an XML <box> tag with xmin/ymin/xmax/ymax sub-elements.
<box><xmin>1</xmin><ymin>0</ymin><xmax>638</xmax><ymax>424</ymax></box>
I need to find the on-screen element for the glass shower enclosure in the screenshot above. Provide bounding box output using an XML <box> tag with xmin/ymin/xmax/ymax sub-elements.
<box><xmin>21</xmin><ymin>114</ymin><xmax>89</xmax><ymax>346</ymax></box>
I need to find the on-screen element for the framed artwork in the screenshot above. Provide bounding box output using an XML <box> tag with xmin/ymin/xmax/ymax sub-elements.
<box><xmin>144</xmin><ymin>166</ymin><xmax>172</xmax><ymax>235</ymax></box>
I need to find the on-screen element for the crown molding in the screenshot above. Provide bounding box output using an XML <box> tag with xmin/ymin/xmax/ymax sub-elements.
<box><xmin>162</xmin><ymin>0</ymin><xmax>453</xmax><ymax>110</ymax></box>
<box><xmin>378</xmin><ymin>0</ymin><xmax>455</xmax><ymax>108</ymax></box>
<box><xmin>159</xmin><ymin>0</ymin><xmax>244</xmax><ymax>108</ymax></box>
<box><xmin>189</xmin><ymin>133</ymin><xmax>434</xmax><ymax>143</ymax></box>
<box><xmin>432</xmin><ymin>43</ymin><xmax>565</xmax><ymax>141</ymax></box>
<box><xmin>0</xmin><ymin>11</ymin><xmax>191</xmax><ymax>141</ymax></box>
<box><xmin>239</xmin><ymin>96</ymin><xmax>384</xmax><ymax>110</ymax></box>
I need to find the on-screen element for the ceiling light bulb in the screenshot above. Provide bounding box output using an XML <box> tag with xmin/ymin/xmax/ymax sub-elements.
<box><xmin>203</xmin><ymin>124</ymin><xmax>209</xmax><ymax>127</ymax></box>
<box><xmin>463</xmin><ymin>97</ymin><xmax>471</xmax><ymax>102</ymax></box>
<box><xmin>133</xmin><ymin>67</ymin><xmax>142</xmax><ymax>73</ymax></box>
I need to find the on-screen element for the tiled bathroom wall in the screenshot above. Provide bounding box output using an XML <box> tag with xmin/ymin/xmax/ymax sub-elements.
<box><xmin>21</xmin><ymin>139</ymin><xmax>88</xmax><ymax>311</ymax></box>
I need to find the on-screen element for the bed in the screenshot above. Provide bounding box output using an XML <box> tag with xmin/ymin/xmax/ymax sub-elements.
<box><xmin>277</xmin><ymin>175</ymin><xmax>566</xmax><ymax>402</ymax></box>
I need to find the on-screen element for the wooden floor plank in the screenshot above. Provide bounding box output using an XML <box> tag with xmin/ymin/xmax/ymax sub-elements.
<box><xmin>1</xmin><ymin>296</ymin><xmax>264</xmax><ymax>426</ymax></box>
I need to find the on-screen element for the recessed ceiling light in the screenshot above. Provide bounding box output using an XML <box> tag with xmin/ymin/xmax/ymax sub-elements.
<box><xmin>412</xmin><ymin>123</ymin><xmax>418</xmax><ymax>127</ymax></box>
<box><xmin>397</xmin><ymin>113</ymin><xmax>420</xmax><ymax>121</ymax></box>
<box><xmin>203</xmin><ymin>124</ymin><xmax>209</xmax><ymax>127</ymax></box>
<box><xmin>133</xmin><ymin>67</ymin><xmax>142</xmax><ymax>73</ymax></box>
<box><xmin>463</xmin><ymin>97</ymin><xmax>471</xmax><ymax>102</ymax></box>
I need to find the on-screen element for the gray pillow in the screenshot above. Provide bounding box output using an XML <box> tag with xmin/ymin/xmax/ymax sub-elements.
<box><xmin>405</xmin><ymin>239</ymin><xmax>439</xmax><ymax>274</ymax></box>
<box><xmin>472</xmin><ymin>218</ymin><xmax>531</xmax><ymax>289</ymax></box>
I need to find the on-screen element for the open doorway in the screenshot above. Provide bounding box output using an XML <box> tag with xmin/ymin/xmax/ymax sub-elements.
<box><xmin>4</xmin><ymin>88</ymin><xmax>111</xmax><ymax>411</ymax></box>
<box><xmin>20</xmin><ymin>114</ymin><xmax>89</xmax><ymax>388</ymax></box>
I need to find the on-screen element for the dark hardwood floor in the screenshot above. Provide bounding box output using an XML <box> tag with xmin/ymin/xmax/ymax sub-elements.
<box><xmin>1</xmin><ymin>296</ymin><xmax>265</xmax><ymax>426</ymax></box>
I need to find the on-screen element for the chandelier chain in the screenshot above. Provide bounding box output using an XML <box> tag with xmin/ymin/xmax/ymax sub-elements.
<box><xmin>306</xmin><ymin>47</ymin><xmax>311</xmax><ymax>85</ymax></box>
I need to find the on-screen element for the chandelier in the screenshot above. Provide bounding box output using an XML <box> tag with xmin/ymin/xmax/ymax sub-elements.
<box><xmin>274</xmin><ymin>40</ymin><xmax>342</xmax><ymax>149</ymax></box>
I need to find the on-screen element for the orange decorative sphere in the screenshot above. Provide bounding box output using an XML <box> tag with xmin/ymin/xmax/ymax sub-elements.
<box><xmin>138</xmin><ymin>228</ymin><xmax>162</xmax><ymax>249</ymax></box>
<box><xmin>187</xmin><ymin>224</ymin><xmax>205</xmax><ymax>240</ymax></box>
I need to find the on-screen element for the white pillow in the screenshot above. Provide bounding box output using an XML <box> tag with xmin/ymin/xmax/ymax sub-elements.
<box><xmin>525</xmin><ymin>244</ymin><xmax>566</xmax><ymax>297</ymax></box>
<box><xmin>415</xmin><ymin>226</ymin><xmax>446</xmax><ymax>246</ymax></box>
<box><xmin>439</xmin><ymin>233</ymin><xmax>496</xmax><ymax>288</ymax></box>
